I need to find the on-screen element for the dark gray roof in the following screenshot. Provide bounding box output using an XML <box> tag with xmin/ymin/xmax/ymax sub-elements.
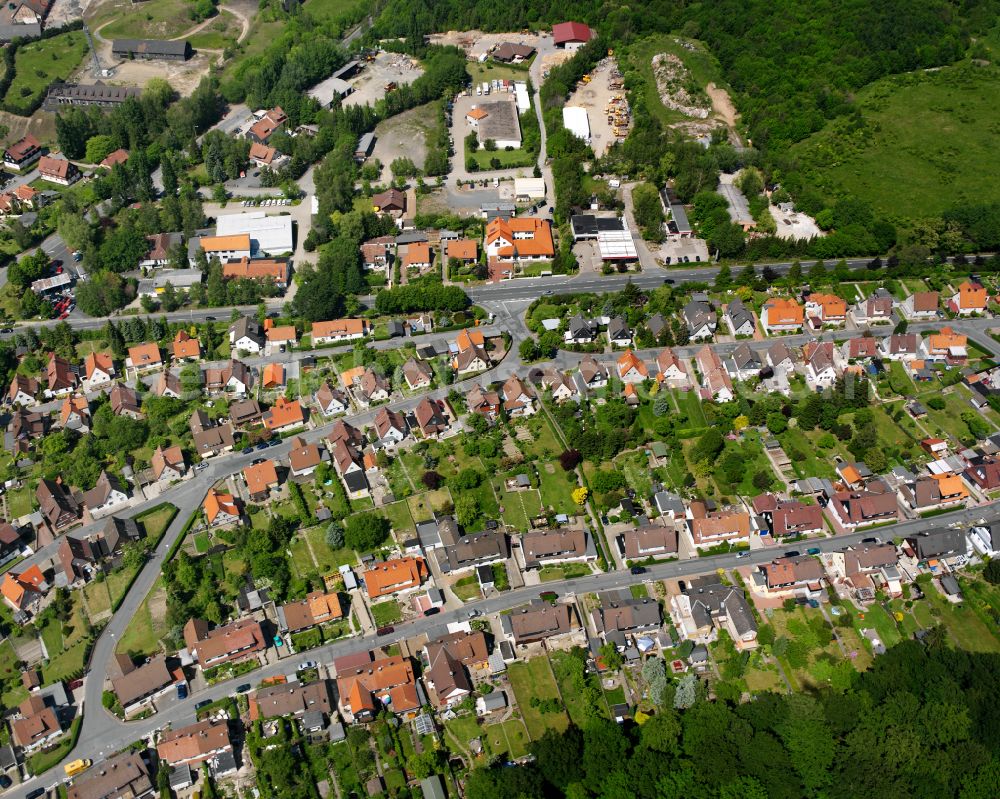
<box><xmin>0</xmin><ymin>23</ymin><xmax>40</xmax><ymax>42</ymax></box>
<box><xmin>647</xmin><ymin>313</ymin><xmax>667</xmax><ymax>336</ymax></box>
<box><xmin>727</xmin><ymin>299</ymin><xmax>754</xmax><ymax>331</ymax></box>
<box><xmin>46</xmin><ymin>82</ymin><xmax>142</xmax><ymax>103</ymax></box>
<box><xmin>683</xmin><ymin>300</ymin><xmax>714</xmax><ymax>332</ymax></box>
<box><xmin>912</xmin><ymin>528</ymin><xmax>966</xmax><ymax>559</ymax></box>
<box><xmin>684</xmin><ymin>579</ymin><xmax>757</xmax><ymax>637</ymax></box>
<box><xmin>343</xmin><ymin>470</ymin><xmax>369</xmax><ymax>494</ymax></box>
<box><xmin>112</xmin><ymin>39</ymin><xmax>191</xmax><ymax>57</ymax></box>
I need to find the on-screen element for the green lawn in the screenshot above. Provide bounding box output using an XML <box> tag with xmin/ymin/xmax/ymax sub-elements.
<box><xmin>445</xmin><ymin>713</ymin><xmax>485</xmax><ymax>755</ymax></box>
<box><xmin>106</xmin><ymin>563</ymin><xmax>142</xmax><ymax>607</ymax></box>
<box><xmin>187</xmin><ymin>9</ymin><xmax>241</xmax><ymax>50</ymax></box>
<box><xmin>487</xmin><ymin>718</ymin><xmax>531</xmax><ymax>759</ymax></box>
<box><xmin>537</xmin><ymin>462</ymin><xmax>577</xmax><ymax>514</ymax></box>
<box><xmin>0</xmin><ymin>638</ymin><xmax>28</xmax><ymax>709</ymax></box>
<box><xmin>42</xmin><ymin>638</ymin><xmax>89</xmax><ymax>685</ymax></box>
<box><xmin>6</xmin><ymin>485</ymin><xmax>32</xmax><ymax>518</ymax></box>
<box><xmin>115</xmin><ymin>578</ymin><xmax>169</xmax><ymax>658</ymax></box>
<box><xmin>507</xmin><ymin>657</ymin><xmax>569</xmax><ymax>739</ymax></box>
<box><xmin>136</xmin><ymin>503</ymin><xmax>179</xmax><ymax>543</ymax></box>
<box><xmin>4</xmin><ymin>31</ymin><xmax>88</xmax><ymax>110</ymax></box>
<box><xmin>467</xmin><ymin>60</ymin><xmax>532</xmax><ymax>84</ymax></box>
<box><xmin>539</xmin><ymin>563</ymin><xmax>592</xmax><ymax>582</ymax></box>
<box><xmin>91</xmin><ymin>0</ymin><xmax>199</xmax><ymax>40</ymax></box>
<box><xmin>791</xmin><ymin>62</ymin><xmax>1000</xmax><ymax>217</ymax></box>
<box><xmin>377</xmin><ymin>500</ymin><xmax>416</xmax><ymax>540</ymax></box>
<box><xmin>855</xmin><ymin>604</ymin><xmax>902</xmax><ymax>649</ymax></box>
<box><xmin>303</xmin><ymin>526</ymin><xmax>356</xmax><ymax>574</ymax></box>
<box><xmin>452</xmin><ymin>574</ymin><xmax>482</xmax><ymax>602</ymax></box>
<box><xmin>466</xmin><ymin>143</ymin><xmax>535</xmax><ymax>170</ymax></box>
<box><xmin>82</xmin><ymin>578</ymin><xmax>112</xmax><ymax>618</ymax></box>
<box><xmin>779</xmin><ymin>425</ymin><xmax>839</xmax><ymax>479</ymax></box>
<box><xmin>921</xmin><ymin>585</ymin><xmax>1000</xmax><ymax>653</ymax></box>
<box><xmin>407</xmin><ymin>488</ymin><xmax>453</xmax><ymax>521</ymax></box>
<box><xmin>549</xmin><ymin>651</ymin><xmax>608</xmax><ymax>725</ymax></box>
<box><xmin>370</xmin><ymin>600</ymin><xmax>402</xmax><ymax>627</ymax></box>
<box><xmin>193</xmin><ymin>532</ymin><xmax>211</xmax><ymax>553</ymax></box>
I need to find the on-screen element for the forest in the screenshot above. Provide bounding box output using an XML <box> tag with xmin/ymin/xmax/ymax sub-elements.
<box><xmin>465</xmin><ymin>639</ymin><xmax>1000</xmax><ymax>799</ymax></box>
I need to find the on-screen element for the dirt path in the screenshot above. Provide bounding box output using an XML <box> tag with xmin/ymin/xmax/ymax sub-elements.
<box><xmin>706</xmin><ymin>82</ymin><xmax>739</xmax><ymax>128</ymax></box>
<box><xmin>301</xmin><ymin>530</ymin><xmax>321</xmax><ymax>570</ymax></box>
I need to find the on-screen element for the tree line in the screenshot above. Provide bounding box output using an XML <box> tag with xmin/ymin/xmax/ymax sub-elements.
<box><xmin>466</xmin><ymin>637</ymin><xmax>1000</xmax><ymax>799</ymax></box>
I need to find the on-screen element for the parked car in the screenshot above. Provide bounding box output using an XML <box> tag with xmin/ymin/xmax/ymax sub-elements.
<box><xmin>629</xmin><ymin>565</ymin><xmax>646</xmax><ymax>575</ymax></box>
<box><xmin>267</xmin><ymin>438</ymin><xmax>282</xmax><ymax>447</ymax></box>
<box><xmin>176</xmin><ymin>684</ymin><xmax>188</xmax><ymax>700</ymax></box>
<box><xmin>467</xmin><ymin>609</ymin><xmax>481</xmax><ymax>618</ymax></box>
<box><xmin>806</xmin><ymin>547</ymin><xmax>821</xmax><ymax>555</ymax></box>
<box><xmin>784</xmin><ymin>550</ymin><xmax>801</xmax><ymax>558</ymax></box>
<box><xmin>241</xmin><ymin>446</ymin><xmax>254</xmax><ymax>455</ymax></box>
<box><xmin>255</xmin><ymin>442</ymin><xmax>269</xmax><ymax>451</ymax></box>
<box><xmin>376</xmin><ymin>625</ymin><xmax>395</xmax><ymax>636</ymax></box>
<box><xmin>735</xmin><ymin>551</ymin><xmax>750</xmax><ymax>559</ymax></box>
<box><xmin>236</xmin><ymin>684</ymin><xmax>251</xmax><ymax>693</ymax></box>
<box><xmin>195</xmin><ymin>699</ymin><xmax>212</xmax><ymax>710</ymax></box>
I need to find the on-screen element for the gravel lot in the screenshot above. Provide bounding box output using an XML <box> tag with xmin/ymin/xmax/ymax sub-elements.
<box><xmin>343</xmin><ymin>51</ymin><xmax>423</xmax><ymax>109</ymax></box>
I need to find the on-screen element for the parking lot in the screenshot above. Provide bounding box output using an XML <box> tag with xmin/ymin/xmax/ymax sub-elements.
<box><xmin>343</xmin><ymin>51</ymin><xmax>424</xmax><ymax>109</ymax></box>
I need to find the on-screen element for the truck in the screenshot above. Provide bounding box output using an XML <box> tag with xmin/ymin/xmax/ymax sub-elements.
<box><xmin>64</xmin><ymin>758</ymin><xmax>92</xmax><ymax>777</ymax></box>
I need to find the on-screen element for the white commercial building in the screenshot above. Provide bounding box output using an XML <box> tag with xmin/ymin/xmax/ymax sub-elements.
<box><xmin>513</xmin><ymin>177</ymin><xmax>545</xmax><ymax>201</ymax></box>
<box><xmin>563</xmin><ymin>106</ymin><xmax>590</xmax><ymax>142</ymax></box>
<box><xmin>514</xmin><ymin>82</ymin><xmax>530</xmax><ymax>113</ymax></box>
<box><xmin>215</xmin><ymin>211</ymin><xmax>294</xmax><ymax>257</ymax></box>
<box><xmin>597</xmin><ymin>228</ymin><xmax>638</xmax><ymax>262</ymax></box>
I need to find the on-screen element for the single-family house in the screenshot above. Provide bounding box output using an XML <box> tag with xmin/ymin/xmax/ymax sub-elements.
<box><xmin>828</xmin><ymin>481</ymin><xmax>898</xmax><ymax>528</ymax></box>
<box><xmin>183</xmin><ymin>616</ymin><xmax>266</xmax><ymax>667</ymax></box>
<box><xmin>204</xmin><ymin>489</ymin><xmax>240</xmax><ymax>526</ymax></box>
<box><xmin>311</xmin><ymin>318</ymin><xmax>370</xmax><ymax>345</ymax></box>
<box><xmin>7</xmin><ymin>374</ymin><xmax>38</xmax><ymax>406</ymax></box>
<box><xmin>466</xmin><ymin>384</ymin><xmax>501</xmax><ymax>422</ymax></box>
<box><xmin>230</xmin><ymin>316</ymin><xmax>265</xmax><ymax>354</ymax></box>
<box><xmin>621</xmin><ymin>524</ymin><xmax>678</xmax><ymax>560</ymax></box>
<box><xmin>502</xmin><ymin>375</ymin><xmax>536</xmax><ymax>417</ymax></box>
<box><xmin>110</xmin><ymin>384</ymin><xmax>143</xmax><ymax>419</ymax></box>
<box><xmin>761</xmin><ymin>297</ymin><xmax>803</xmax><ymax>334</ymax></box>
<box><xmin>606</xmin><ymin>316</ymin><xmax>632</xmax><ymax>347</ymax></box>
<box><xmin>805</xmin><ymin>293</ymin><xmax>847</xmax><ymax>327</ymax></box>
<box><xmin>374</xmin><ymin>407</ymin><xmax>408</xmax><ymax>447</ymax></box>
<box><xmin>288</xmin><ymin>436</ymin><xmax>327</xmax><ymax>478</ymax></box>
<box><xmin>126</xmin><ymin>342</ymin><xmax>162</xmax><ymax>371</ymax></box>
<box><xmin>880</xmin><ymin>333</ymin><xmax>919</xmax><ymax>361</ymax></box>
<box><xmin>243</xmin><ymin>459</ymin><xmax>280</xmax><ymax>502</ymax></box>
<box><xmin>695</xmin><ymin>345</ymin><xmax>734</xmax><ymax>402</ymax></box>
<box><xmin>151</xmin><ymin>445</ymin><xmax>186</xmax><ymax>483</ymax></box>
<box><xmin>949</xmin><ymin>281</ymin><xmax>988</xmax><ymax>315</ymax></box>
<box><xmin>263</xmin><ymin>397</ymin><xmax>305</xmax><ymax>432</ymax></box>
<box><xmin>83</xmin><ymin>352</ymin><xmax>116</xmax><ymax>387</ymax></box>
<box><xmin>683</xmin><ymin>300</ymin><xmax>716</xmax><ymax>341</ymax></box>
<box><xmin>364</xmin><ymin>557</ymin><xmax>427</xmax><ymax>599</ymax></box>
<box><xmin>686</xmin><ymin>501</ymin><xmax>750</xmax><ymax>548</ymax></box>
<box><xmin>617</xmin><ymin>350</ymin><xmax>648</xmax><ymax>384</ymax></box>
<box><xmin>902</xmin><ymin>291</ymin><xmax>939</xmax><ymax>319</ymax></box>
<box><xmin>414</xmin><ymin>397</ymin><xmax>450</xmax><ymax>438</ymax></box>
<box><xmin>38</xmin><ymin>155</ymin><xmax>79</xmax><ymax>186</ymax></box>
<box><xmin>485</xmin><ymin>217</ymin><xmax>554</xmax><ymax>263</ymax></box>
<box><xmin>565</xmin><ymin>314</ymin><xmax>599</xmax><ymax>344</ymax></box>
